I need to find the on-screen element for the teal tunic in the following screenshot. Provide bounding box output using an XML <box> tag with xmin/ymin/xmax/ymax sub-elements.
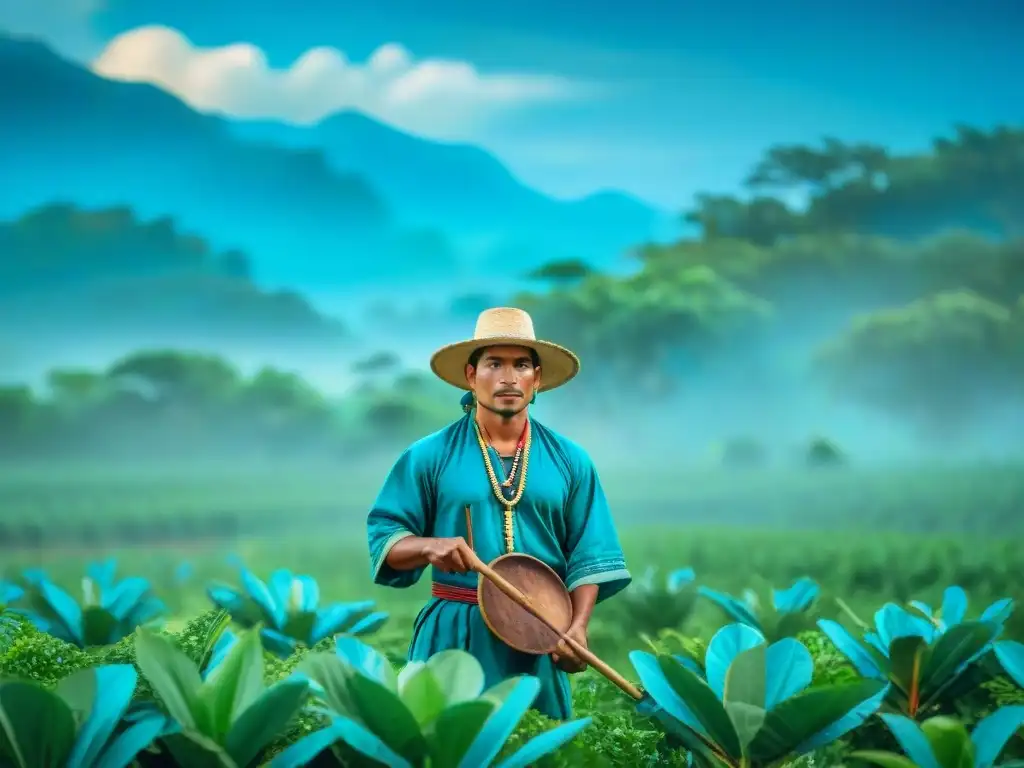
<box><xmin>366</xmin><ymin>413</ymin><xmax>632</xmax><ymax>720</ymax></box>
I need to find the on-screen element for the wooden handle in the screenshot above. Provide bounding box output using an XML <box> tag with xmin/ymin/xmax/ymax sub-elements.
<box><xmin>463</xmin><ymin>505</ymin><xmax>475</xmax><ymax>551</ymax></box>
<box><xmin>466</xmin><ymin>550</ymin><xmax>644</xmax><ymax>701</ymax></box>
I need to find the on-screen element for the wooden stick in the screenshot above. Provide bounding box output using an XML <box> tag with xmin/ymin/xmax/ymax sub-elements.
<box><xmin>466</xmin><ymin>550</ymin><xmax>644</xmax><ymax>701</ymax></box>
<box><xmin>463</xmin><ymin>504</ymin><xmax>475</xmax><ymax>552</ymax></box>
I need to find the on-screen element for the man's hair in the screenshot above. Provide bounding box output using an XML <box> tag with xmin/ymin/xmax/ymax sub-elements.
<box><xmin>467</xmin><ymin>345</ymin><xmax>541</xmax><ymax>370</ymax></box>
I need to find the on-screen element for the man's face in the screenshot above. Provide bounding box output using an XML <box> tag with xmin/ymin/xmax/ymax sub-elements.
<box><xmin>466</xmin><ymin>345</ymin><xmax>541</xmax><ymax>419</ymax></box>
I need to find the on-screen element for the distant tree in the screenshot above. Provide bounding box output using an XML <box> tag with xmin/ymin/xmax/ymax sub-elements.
<box><xmin>105</xmin><ymin>350</ymin><xmax>240</xmax><ymax>407</ymax></box>
<box><xmin>526</xmin><ymin>258</ymin><xmax>595</xmax><ymax>285</ymax></box>
<box><xmin>814</xmin><ymin>291</ymin><xmax>1024</xmax><ymax>438</ymax></box>
<box><xmin>351</xmin><ymin>352</ymin><xmax>401</xmax><ymax>375</ymax></box>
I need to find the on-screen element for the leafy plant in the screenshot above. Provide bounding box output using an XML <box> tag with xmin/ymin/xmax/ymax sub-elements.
<box><xmin>132</xmin><ymin>625</ymin><xmax>311</xmax><ymax>767</ymax></box>
<box><xmin>0</xmin><ymin>581</ymin><xmax>23</xmax><ymax>605</ymax></box>
<box><xmin>618</xmin><ymin>566</ymin><xmax>699</xmax><ymax>637</ymax></box>
<box><xmin>698</xmin><ymin>577</ymin><xmax>820</xmax><ymax>640</ymax></box>
<box><xmin>995</xmin><ymin>642</ymin><xmax>1024</xmax><ymax>689</ymax></box>
<box><xmin>271</xmin><ymin>636</ymin><xmax>591</xmax><ymax>767</ymax></box>
<box><xmin>818</xmin><ymin>605</ymin><xmax>1000</xmax><ymax>718</ymax></box>
<box><xmin>852</xmin><ymin>707</ymin><xmax>1024</xmax><ymax>768</ymax></box>
<box><xmin>6</xmin><ymin>560</ymin><xmax>166</xmax><ymax>648</ymax></box>
<box><xmin>629</xmin><ymin>622</ymin><xmax>888</xmax><ymax>767</ymax></box>
<box><xmin>206</xmin><ymin>565</ymin><xmax>388</xmax><ymax>658</ymax></box>
<box><xmin>0</xmin><ymin>664</ymin><xmax>167</xmax><ymax>768</ymax></box>
<box><xmin>907</xmin><ymin>586</ymin><xmax>1014</xmax><ymax>636</ymax></box>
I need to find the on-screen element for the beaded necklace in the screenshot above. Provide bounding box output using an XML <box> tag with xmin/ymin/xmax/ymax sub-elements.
<box><xmin>473</xmin><ymin>417</ymin><xmax>531</xmax><ymax>553</ymax></box>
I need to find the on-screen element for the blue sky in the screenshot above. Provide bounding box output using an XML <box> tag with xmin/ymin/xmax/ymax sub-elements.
<box><xmin>6</xmin><ymin>0</ymin><xmax>1024</xmax><ymax>209</ymax></box>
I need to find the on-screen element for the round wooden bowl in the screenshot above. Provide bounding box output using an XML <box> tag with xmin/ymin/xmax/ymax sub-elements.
<box><xmin>477</xmin><ymin>552</ymin><xmax>573</xmax><ymax>655</ymax></box>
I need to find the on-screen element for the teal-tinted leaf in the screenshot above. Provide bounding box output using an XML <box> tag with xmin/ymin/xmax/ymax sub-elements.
<box><xmin>772</xmin><ymin>578</ymin><xmax>819</xmax><ymax>614</ymax></box>
<box><xmin>38</xmin><ymin>580</ymin><xmax>84</xmax><ymax>646</ymax></box>
<box><xmin>133</xmin><ymin>627</ymin><xmax>204</xmax><ymax>731</ymax></box>
<box><xmin>699</xmin><ymin>587</ymin><xmax>762</xmax><ymax>630</ymax></box>
<box><xmin>162</xmin><ymin>731</ymin><xmax>238</xmax><ymax>768</ymax></box>
<box><xmin>970</xmin><ymin>705</ymin><xmax>1024</xmax><ymax>768</ymax></box>
<box><xmin>980</xmin><ymin>598</ymin><xmax>1014</xmax><ymax>626</ymax></box>
<box><xmin>458</xmin><ymin>677</ymin><xmax>540</xmax><ymax>768</ymax></box>
<box><xmin>910</xmin><ymin>601</ymin><xmax>935</xmax><ymax>619</ymax></box>
<box><xmin>667</xmin><ymin>568</ymin><xmax>696</xmax><ymax>592</ymax></box>
<box><xmin>272</xmin><ymin>715</ymin><xmax>411</xmax><ymax>768</ymax></box>
<box><xmin>994</xmin><ymin>641</ymin><xmax>1024</xmax><ymax>688</ymax></box>
<box><xmin>225</xmin><ymin>679</ymin><xmax>309</xmax><ymax>767</ymax></box>
<box><xmin>102</xmin><ymin>578</ymin><xmax>151</xmax><ymax>621</ymax></box>
<box><xmin>888</xmin><ymin>635</ymin><xmax>928</xmax><ymax>700</ymax></box>
<box><xmin>266</xmin><ymin>570</ymin><xmax>294</xmax><ymax>615</ymax></box>
<box><xmin>750</xmin><ymin>679</ymin><xmax>887</xmax><ymax>761</ymax></box>
<box><xmin>0</xmin><ymin>681</ymin><xmax>77</xmax><ymax>768</ymax></box>
<box><xmin>239</xmin><ymin>568</ymin><xmax>284</xmax><ymax>629</ymax></box>
<box><xmin>259</xmin><ymin>628</ymin><xmax>298</xmax><ymax>659</ymax></box>
<box><xmin>312</xmin><ymin>602</ymin><xmax>375</xmax><ymax>639</ymax></box>
<box><xmin>817</xmin><ymin>619</ymin><xmax>886</xmax><ymax>679</ymax></box>
<box><xmin>940</xmin><ymin>587</ymin><xmax>968</xmax><ymax>627</ymax></box>
<box><xmin>875</xmin><ymin>603</ymin><xmax>937</xmax><ymax>647</ymax></box>
<box><xmin>658</xmin><ymin>654</ymin><xmax>741</xmax><ymax>759</ymax></box>
<box><xmin>396</xmin><ymin>665</ymin><xmax>446</xmax><ymax>728</ymax></box>
<box><xmin>705</xmin><ymin>623</ymin><xmax>765</xmax><ymax>699</ymax></box>
<box><xmin>426</xmin><ymin>650</ymin><xmax>486</xmax><ymax>705</ymax></box>
<box><xmin>201</xmin><ymin>627</ymin><xmax>267</xmax><ymax>739</ymax></box>
<box><xmin>297</xmin><ymin>653</ymin><xmax>359</xmax><ymax>718</ymax></box>
<box><xmin>495</xmin><ymin>718</ymin><xmax>591</xmax><ymax>768</ymax></box>
<box><xmin>334</xmin><ymin>636</ymin><xmax>397</xmax><ymax>690</ymax></box>
<box><xmin>93</xmin><ymin>709</ymin><xmax>168</xmax><ymax>768</ymax></box>
<box><xmin>63</xmin><ymin>665</ymin><xmax>137</xmax><ymax>768</ymax></box>
<box><xmin>426</xmin><ymin>700</ymin><xmax>494</xmax><ymax>768</ymax></box>
<box><xmin>630</xmin><ymin>652</ymin><xmax>708</xmax><ymax>737</ymax></box>
<box><xmin>764</xmin><ymin>638</ymin><xmax>813</xmax><ymax>709</ymax></box>
<box><xmin>348</xmin><ymin>611</ymin><xmax>389</xmax><ymax>635</ymax></box>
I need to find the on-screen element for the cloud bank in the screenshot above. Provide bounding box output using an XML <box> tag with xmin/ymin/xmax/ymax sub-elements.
<box><xmin>91</xmin><ymin>25</ymin><xmax>578</xmax><ymax>139</ymax></box>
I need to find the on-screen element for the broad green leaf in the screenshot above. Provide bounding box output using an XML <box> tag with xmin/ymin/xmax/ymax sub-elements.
<box><xmin>298</xmin><ymin>653</ymin><xmax>359</xmax><ymax>719</ymax></box>
<box><xmin>724</xmin><ymin>644</ymin><xmax>766</xmax><ymax>709</ymax></box>
<box><xmin>396</xmin><ymin>666</ymin><xmax>447</xmax><ymax>728</ymax></box>
<box><xmin>426</xmin><ymin>650</ymin><xmax>486</xmax><ymax>705</ymax></box>
<box><xmin>920</xmin><ymin>717</ymin><xmax>973</xmax><ymax>768</ymax></box>
<box><xmin>224</xmin><ymin>679</ymin><xmax>309</xmax><ymax>767</ymax></box>
<box><xmin>201</xmin><ymin>628</ymin><xmax>266</xmax><ymax>740</ymax></box>
<box><xmin>280</xmin><ymin>611</ymin><xmax>317</xmax><ymax>646</ymax></box>
<box><xmin>920</xmin><ymin>622</ymin><xmax>996</xmax><ymax>705</ymax></box>
<box><xmin>495</xmin><ymin>718</ymin><xmax>592</xmax><ymax>768</ymax></box>
<box><xmin>134</xmin><ymin>627</ymin><xmax>205</xmax><ymax>731</ymax></box>
<box><xmin>81</xmin><ymin>607</ymin><xmax>119</xmax><ymax>647</ymax></box>
<box><xmin>426</xmin><ymin>700</ymin><xmax>494</xmax><ymax>768</ymax></box>
<box><xmin>849</xmin><ymin>750</ymin><xmax>922</xmax><ymax>768</ymax></box>
<box><xmin>163</xmin><ymin>731</ymin><xmax>239</xmax><ymax>768</ymax></box>
<box><xmin>657</xmin><ymin>654</ymin><xmax>741</xmax><ymax>760</ymax></box>
<box><xmin>0</xmin><ymin>681</ymin><xmax>77</xmax><ymax>768</ymax></box>
<box><xmin>749</xmin><ymin>680</ymin><xmax>886</xmax><ymax>763</ymax></box>
<box><xmin>347</xmin><ymin>669</ymin><xmax>427</xmax><ymax>764</ymax></box>
<box><xmin>55</xmin><ymin>667</ymin><xmax>98</xmax><ymax>727</ymax></box>
<box><xmin>724</xmin><ymin>702</ymin><xmax>766</xmax><ymax>756</ymax></box>
<box><xmin>888</xmin><ymin>635</ymin><xmax>929</xmax><ymax>701</ymax></box>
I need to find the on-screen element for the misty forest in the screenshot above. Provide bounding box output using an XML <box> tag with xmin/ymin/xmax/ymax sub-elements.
<box><xmin>1</xmin><ymin>30</ymin><xmax>1024</xmax><ymax>768</ymax></box>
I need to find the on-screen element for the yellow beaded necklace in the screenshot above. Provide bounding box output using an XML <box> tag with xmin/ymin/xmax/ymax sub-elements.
<box><xmin>473</xmin><ymin>417</ymin><xmax>531</xmax><ymax>553</ymax></box>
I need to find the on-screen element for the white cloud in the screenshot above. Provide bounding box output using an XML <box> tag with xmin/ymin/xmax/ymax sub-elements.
<box><xmin>91</xmin><ymin>25</ymin><xmax>579</xmax><ymax>139</ymax></box>
<box><xmin>0</xmin><ymin>0</ymin><xmax>106</xmax><ymax>59</ymax></box>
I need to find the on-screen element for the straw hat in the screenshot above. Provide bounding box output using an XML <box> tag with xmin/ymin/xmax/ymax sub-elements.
<box><xmin>430</xmin><ymin>307</ymin><xmax>580</xmax><ymax>392</ymax></box>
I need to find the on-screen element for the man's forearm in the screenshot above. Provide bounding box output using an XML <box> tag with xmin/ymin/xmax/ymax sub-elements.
<box><xmin>568</xmin><ymin>583</ymin><xmax>599</xmax><ymax>629</ymax></box>
<box><xmin>384</xmin><ymin>535</ymin><xmax>430</xmax><ymax>571</ymax></box>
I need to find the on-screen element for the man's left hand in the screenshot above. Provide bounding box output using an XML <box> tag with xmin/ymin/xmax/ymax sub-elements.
<box><xmin>552</xmin><ymin>623</ymin><xmax>588</xmax><ymax>673</ymax></box>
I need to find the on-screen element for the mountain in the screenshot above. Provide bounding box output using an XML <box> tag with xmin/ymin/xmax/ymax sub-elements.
<box><xmin>230</xmin><ymin>113</ymin><xmax>674</xmax><ymax>258</ymax></box>
<box><xmin>0</xmin><ymin>34</ymin><xmax>671</xmax><ymax>289</ymax></box>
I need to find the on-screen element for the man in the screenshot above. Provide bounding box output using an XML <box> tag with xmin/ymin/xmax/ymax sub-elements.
<box><xmin>366</xmin><ymin>306</ymin><xmax>631</xmax><ymax>720</ymax></box>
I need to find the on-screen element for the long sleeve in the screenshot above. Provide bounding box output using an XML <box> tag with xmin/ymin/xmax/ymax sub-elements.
<box><xmin>562</xmin><ymin>450</ymin><xmax>631</xmax><ymax>602</ymax></box>
<box><xmin>367</xmin><ymin>444</ymin><xmax>436</xmax><ymax>588</ymax></box>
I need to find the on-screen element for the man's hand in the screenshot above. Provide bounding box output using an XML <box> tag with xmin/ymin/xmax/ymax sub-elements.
<box><xmin>420</xmin><ymin>536</ymin><xmax>477</xmax><ymax>573</ymax></box>
<box><xmin>551</xmin><ymin>623</ymin><xmax>589</xmax><ymax>673</ymax></box>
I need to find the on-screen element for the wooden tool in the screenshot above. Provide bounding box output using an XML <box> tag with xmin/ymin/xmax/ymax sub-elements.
<box><xmin>463</xmin><ymin>505</ymin><xmax>643</xmax><ymax>701</ymax></box>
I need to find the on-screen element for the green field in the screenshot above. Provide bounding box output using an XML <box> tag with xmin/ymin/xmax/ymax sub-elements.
<box><xmin>2</xmin><ymin>461</ymin><xmax>1022</xmax><ymax>766</ymax></box>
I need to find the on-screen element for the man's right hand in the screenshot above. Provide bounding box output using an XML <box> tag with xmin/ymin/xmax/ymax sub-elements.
<box><xmin>420</xmin><ymin>536</ymin><xmax>477</xmax><ymax>573</ymax></box>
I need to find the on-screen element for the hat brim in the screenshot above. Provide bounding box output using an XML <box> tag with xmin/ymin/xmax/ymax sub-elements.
<box><xmin>430</xmin><ymin>336</ymin><xmax>580</xmax><ymax>392</ymax></box>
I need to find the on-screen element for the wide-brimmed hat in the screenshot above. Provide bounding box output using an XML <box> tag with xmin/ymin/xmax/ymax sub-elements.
<box><xmin>429</xmin><ymin>307</ymin><xmax>580</xmax><ymax>392</ymax></box>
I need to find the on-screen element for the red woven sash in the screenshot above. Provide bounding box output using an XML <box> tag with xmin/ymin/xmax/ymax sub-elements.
<box><xmin>431</xmin><ymin>582</ymin><xmax>478</xmax><ymax>604</ymax></box>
